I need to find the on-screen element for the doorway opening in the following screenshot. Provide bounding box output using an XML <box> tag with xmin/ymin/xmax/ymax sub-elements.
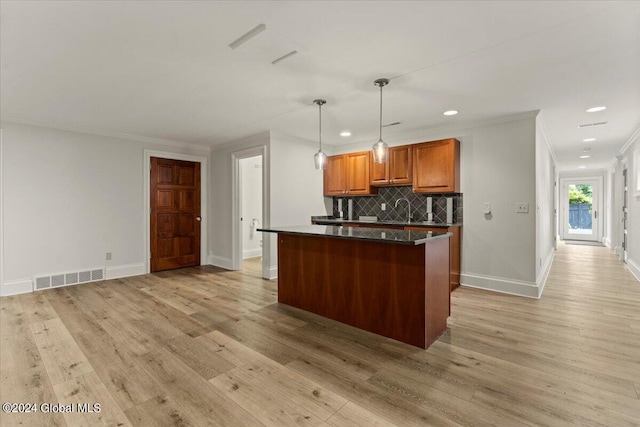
<box><xmin>239</xmin><ymin>156</ymin><xmax>263</xmax><ymax>271</ymax></box>
<box><xmin>622</xmin><ymin>167</ymin><xmax>628</xmax><ymax>262</ymax></box>
<box><xmin>231</xmin><ymin>146</ymin><xmax>268</xmax><ymax>277</ymax></box>
<box><xmin>560</xmin><ymin>177</ymin><xmax>603</xmax><ymax>243</ymax></box>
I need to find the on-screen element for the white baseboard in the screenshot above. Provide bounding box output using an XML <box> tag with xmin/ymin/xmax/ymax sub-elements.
<box><xmin>106</xmin><ymin>263</ymin><xmax>145</xmax><ymax>280</ymax></box>
<box><xmin>536</xmin><ymin>249</ymin><xmax>555</xmax><ymax>298</ymax></box>
<box><xmin>243</xmin><ymin>248</ymin><xmax>262</xmax><ymax>259</ymax></box>
<box><xmin>264</xmin><ymin>265</ymin><xmax>277</xmax><ymax>280</ymax></box>
<box><xmin>460</xmin><ymin>273</ymin><xmax>540</xmax><ymax>299</ymax></box>
<box><xmin>626</xmin><ymin>258</ymin><xmax>640</xmax><ymax>282</ymax></box>
<box><xmin>209</xmin><ymin>255</ymin><xmax>233</xmax><ymax>270</ymax></box>
<box><xmin>1</xmin><ymin>279</ymin><xmax>33</xmax><ymax>296</ymax></box>
<box><xmin>603</xmin><ymin>237</ymin><xmax>611</xmax><ymax>248</ymax></box>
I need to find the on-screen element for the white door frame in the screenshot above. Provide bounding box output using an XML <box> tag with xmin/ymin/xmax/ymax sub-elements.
<box><xmin>560</xmin><ymin>176</ymin><xmax>604</xmax><ymax>242</ymax></box>
<box><xmin>231</xmin><ymin>146</ymin><xmax>269</xmax><ymax>276</ymax></box>
<box><xmin>143</xmin><ymin>149</ymin><xmax>208</xmax><ymax>274</ymax></box>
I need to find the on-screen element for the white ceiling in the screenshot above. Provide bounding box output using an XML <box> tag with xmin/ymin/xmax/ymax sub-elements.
<box><xmin>1</xmin><ymin>1</ymin><xmax>639</xmax><ymax>170</ymax></box>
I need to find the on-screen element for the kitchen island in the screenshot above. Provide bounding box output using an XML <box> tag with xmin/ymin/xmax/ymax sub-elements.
<box><xmin>259</xmin><ymin>225</ymin><xmax>451</xmax><ymax>349</ymax></box>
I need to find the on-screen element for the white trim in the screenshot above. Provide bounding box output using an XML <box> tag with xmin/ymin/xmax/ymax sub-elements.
<box><xmin>209</xmin><ymin>255</ymin><xmax>233</xmax><ymax>270</ymax></box>
<box><xmin>0</xmin><ymin>116</ymin><xmax>210</xmax><ymax>152</ymax></box>
<box><xmin>1</xmin><ymin>279</ymin><xmax>32</xmax><ymax>297</ymax></box>
<box><xmin>535</xmin><ymin>112</ymin><xmax>559</xmax><ymax>165</ymax></box>
<box><xmin>460</xmin><ymin>273</ymin><xmax>540</xmax><ymax>299</ymax></box>
<box><xmin>105</xmin><ymin>263</ymin><xmax>146</xmax><ymax>280</ymax></box>
<box><xmin>0</xmin><ymin>128</ymin><xmax>4</xmax><ymax>289</ymax></box>
<box><xmin>334</xmin><ymin>110</ymin><xmax>539</xmax><ymax>154</ymax></box>
<box><xmin>231</xmin><ymin>146</ymin><xmax>268</xmax><ymax>273</ymax></box>
<box><xmin>626</xmin><ymin>258</ymin><xmax>640</xmax><ymax>282</ymax></box>
<box><xmin>619</xmin><ymin>127</ymin><xmax>640</xmax><ymax>155</ymax></box>
<box><xmin>266</xmin><ymin>265</ymin><xmax>278</xmax><ymax>280</ymax></box>
<box><xmin>143</xmin><ymin>150</ymin><xmax>208</xmax><ymax>274</ymax></box>
<box><xmin>536</xmin><ymin>249</ymin><xmax>555</xmax><ymax>298</ymax></box>
<box><xmin>604</xmin><ymin>237</ymin><xmax>611</xmax><ymax>248</ymax></box>
<box><xmin>243</xmin><ymin>249</ymin><xmax>263</xmax><ymax>259</ymax></box>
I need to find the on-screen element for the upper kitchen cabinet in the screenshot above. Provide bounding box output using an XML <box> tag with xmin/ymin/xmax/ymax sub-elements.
<box><xmin>413</xmin><ymin>138</ymin><xmax>460</xmax><ymax>193</ymax></box>
<box><xmin>324</xmin><ymin>151</ymin><xmax>377</xmax><ymax>196</ymax></box>
<box><xmin>370</xmin><ymin>144</ymin><xmax>413</xmax><ymax>186</ymax></box>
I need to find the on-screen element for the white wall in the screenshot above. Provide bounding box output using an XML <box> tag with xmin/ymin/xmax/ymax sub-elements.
<box><xmin>336</xmin><ymin>112</ymin><xmax>541</xmax><ymax>297</ymax></box>
<box><xmin>240</xmin><ymin>156</ymin><xmax>263</xmax><ymax>259</ymax></box>
<box><xmin>535</xmin><ymin>115</ymin><xmax>557</xmax><ymax>293</ymax></box>
<box><xmin>210</xmin><ymin>132</ymin><xmax>270</xmax><ymax>271</ymax></box>
<box><xmin>616</xmin><ymin>131</ymin><xmax>640</xmax><ymax>280</ymax></box>
<box><xmin>209</xmin><ymin>131</ymin><xmax>329</xmax><ymax>279</ymax></box>
<box><xmin>0</xmin><ymin>121</ymin><xmax>210</xmax><ymax>296</ymax></box>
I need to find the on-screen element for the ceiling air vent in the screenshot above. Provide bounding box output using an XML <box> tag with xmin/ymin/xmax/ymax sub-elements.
<box><xmin>578</xmin><ymin>121</ymin><xmax>607</xmax><ymax>128</ymax></box>
<box><xmin>383</xmin><ymin>122</ymin><xmax>401</xmax><ymax>128</ymax></box>
<box><xmin>272</xmin><ymin>50</ymin><xmax>298</xmax><ymax>65</ymax></box>
<box><xmin>228</xmin><ymin>24</ymin><xmax>266</xmax><ymax>49</ymax></box>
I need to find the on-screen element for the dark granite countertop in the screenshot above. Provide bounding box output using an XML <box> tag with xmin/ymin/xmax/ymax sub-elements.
<box><xmin>310</xmin><ymin>216</ymin><xmax>462</xmax><ymax>228</ymax></box>
<box><xmin>258</xmin><ymin>225</ymin><xmax>451</xmax><ymax>246</ymax></box>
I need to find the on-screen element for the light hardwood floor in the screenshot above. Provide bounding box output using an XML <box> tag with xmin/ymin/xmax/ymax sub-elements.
<box><xmin>1</xmin><ymin>248</ymin><xmax>639</xmax><ymax>426</ymax></box>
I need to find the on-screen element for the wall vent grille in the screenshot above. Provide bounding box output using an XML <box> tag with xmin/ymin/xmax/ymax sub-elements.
<box><xmin>33</xmin><ymin>268</ymin><xmax>105</xmax><ymax>292</ymax></box>
<box><xmin>51</xmin><ymin>274</ymin><xmax>65</xmax><ymax>287</ymax></box>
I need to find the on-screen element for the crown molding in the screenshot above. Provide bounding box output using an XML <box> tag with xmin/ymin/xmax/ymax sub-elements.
<box><xmin>333</xmin><ymin>110</ymin><xmax>540</xmax><ymax>154</ymax></box>
<box><xmin>619</xmin><ymin>126</ymin><xmax>640</xmax><ymax>155</ymax></box>
<box><xmin>209</xmin><ymin>130</ymin><xmax>271</xmax><ymax>152</ymax></box>
<box><xmin>0</xmin><ymin>115</ymin><xmax>211</xmax><ymax>152</ymax></box>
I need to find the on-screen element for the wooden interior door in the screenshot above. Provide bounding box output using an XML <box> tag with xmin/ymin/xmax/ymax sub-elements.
<box><xmin>150</xmin><ymin>157</ymin><xmax>201</xmax><ymax>272</ymax></box>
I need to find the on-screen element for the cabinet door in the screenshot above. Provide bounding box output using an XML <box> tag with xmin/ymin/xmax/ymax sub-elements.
<box><xmin>413</xmin><ymin>139</ymin><xmax>460</xmax><ymax>193</ymax></box>
<box><xmin>324</xmin><ymin>155</ymin><xmax>347</xmax><ymax>196</ymax></box>
<box><xmin>389</xmin><ymin>145</ymin><xmax>413</xmax><ymax>185</ymax></box>
<box><xmin>346</xmin><ymin>151</ymin><xmax>371</xmax><ymax>195</ymax></box>
<box><xmin>370</xmin><ymin>151</ymin><xmax>389</xmax><ymax>185</ymax></box>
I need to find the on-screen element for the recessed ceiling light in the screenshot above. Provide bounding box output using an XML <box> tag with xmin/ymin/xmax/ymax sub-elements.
<box><xmin>586</xmin><ymin>106</ymin><xmax>606</xmax><ymax>113</ymax></box>
<box><xmin>582</xmin><ymin>138</ymin><xmax>596</xmax><ymax>142</ymax></box>
<box><xmin>580</xmin><ymin>155</ymin><xmax>590</xmax><ymax>159</ymax></box>
<box><xmin>578</xmin><ymin>166</ymin><xmax>586</xmax><ymax>169</ymax></box>
<box><xmin>443</xmin><ymin>110</ymin><xmax>458</xmax><ymax>116</ymax></box>
<box><xmin>340</xmin><ymin>131</ymin><xmax>351</xmax><ymax>137</ymax></box>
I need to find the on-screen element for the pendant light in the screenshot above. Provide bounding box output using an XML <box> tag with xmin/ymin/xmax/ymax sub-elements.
<box><xmin>313</xmin><ymin>99</ymin><xmax>327</xmax><ymax>170</ymax></box>
<box><xmin>372</xmin><ymin>78</ymin><xmax>390</xmax><ymax>163</ymax></box>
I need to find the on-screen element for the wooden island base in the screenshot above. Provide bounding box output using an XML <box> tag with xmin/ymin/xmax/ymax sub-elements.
<box><xmin>276</xmin><ymin>233</ymin><xmax>450</xmax><ymax>348</ymax></box>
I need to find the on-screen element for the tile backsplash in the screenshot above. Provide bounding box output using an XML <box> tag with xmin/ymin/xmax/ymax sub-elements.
<box><xmin>332</xmin><ymin>186</ymin><xmax>463</xmax><ymax>223</ymax></box>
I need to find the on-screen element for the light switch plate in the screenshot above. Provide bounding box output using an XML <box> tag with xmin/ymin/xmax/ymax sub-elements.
<box><xmin>381</xmin><ymin>203</ymin><xmax>386</xmax><ymax>211</ymax></box>
<box><xmin>516</xmin><ymin>202</ymin><xmax>529</xmax><ymax>213</ymax></box>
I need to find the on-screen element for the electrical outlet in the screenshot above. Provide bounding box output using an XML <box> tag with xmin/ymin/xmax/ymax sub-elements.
<box><xmin>516</xmin><ymin>202</ymin><xmax>529</xmax><ymax>213</ymax></box>
<box><xmin>106</xmin><ymin>252</ymin><xmax>112</xmax><ymax>261</ymax></box>
<box><xmin>381</xmin><ymin>203</ymin><xmax>386</xmax><ymax>211</ymax></box>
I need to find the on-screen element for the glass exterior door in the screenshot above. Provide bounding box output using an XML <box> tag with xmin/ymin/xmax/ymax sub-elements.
<box><xmin>563</xmin><ymin>180</ymin><xmax>599</xmax><ymax>242</ymax></box>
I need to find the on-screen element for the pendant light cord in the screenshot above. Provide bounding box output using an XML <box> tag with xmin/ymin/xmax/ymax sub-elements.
<box><xmin>379</xmin><ymin>84</ymin><xmax>383</xmax><ymax>141</ymax></box>
<box><xmin>318</xmin><ymin>102</ymin><xmax>322</xmax><ymax>151</ymax></box>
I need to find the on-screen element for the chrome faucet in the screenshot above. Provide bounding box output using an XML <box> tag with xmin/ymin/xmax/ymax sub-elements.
<box><xmin>394</xmin><ymin>198</ymin><xmax>412</xmax><ymax>223</ymax></box>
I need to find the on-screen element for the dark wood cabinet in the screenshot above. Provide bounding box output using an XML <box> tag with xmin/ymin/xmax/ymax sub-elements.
<box><xmin>413</xmin><ymin>138</ymin><xmax>460</xmax><ymax>193</ymax></box>
<box><xmin>405</xmin><ymin>225</ymin><xmax>461</xmax><ymax>292</ymax></box>
<box><xmin>370</xmin><ymin>145</ymin><xmax>413</xmax><ymax>186</ymax></box>
<box><xmin>323</xmin><ymin>151</ymin><xmax>377</xmax><ymax>196</ymax></box>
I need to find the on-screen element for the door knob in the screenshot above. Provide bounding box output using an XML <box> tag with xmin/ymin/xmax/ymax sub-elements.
<box><xmin>195</xmin><ymin>216</ymin><xmax>202</xmax><ymax>222</ymax></box>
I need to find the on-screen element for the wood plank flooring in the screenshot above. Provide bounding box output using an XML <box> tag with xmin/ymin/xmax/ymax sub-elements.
<box><xmin>1</xmin><ymin>249</ymin><xmax>639</xmax><ymax>426</ymax></box>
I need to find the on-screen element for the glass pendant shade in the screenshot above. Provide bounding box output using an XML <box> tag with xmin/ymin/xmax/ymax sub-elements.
<box><xmin>314</xmin><ymin>150</ymin><xmax>327</xmax><ymax>169</ymax></box>
<box><xmin>372</xmin><ymin>139</ymin><xmax>389</xmax><ymax>163</ymax></box>
<box><xmin>313</xmin><ymin>99</ymin><xmax>327</xmax><ymax>170</ymax></box>
<box><xmin>372</xmin><ymin>78</ymin><xmax>390</xmax><ymax>164</ymax></box>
